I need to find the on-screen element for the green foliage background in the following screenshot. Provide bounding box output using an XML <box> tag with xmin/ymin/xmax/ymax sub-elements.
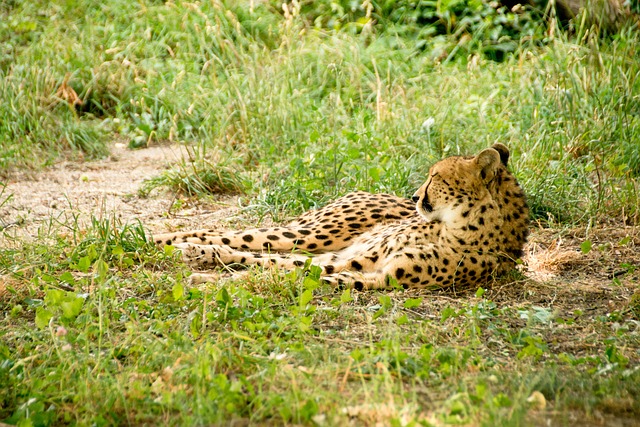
<box><xmin>1</xmin><ymin>0</ymin><xmax>638</xmax><ymax>224</ymax></box>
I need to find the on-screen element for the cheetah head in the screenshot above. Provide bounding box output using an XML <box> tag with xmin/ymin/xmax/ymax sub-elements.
<box><xmin>412</xmin><ymin>144</ymin><xmax>509</xmax><ymax>223</ymax></box>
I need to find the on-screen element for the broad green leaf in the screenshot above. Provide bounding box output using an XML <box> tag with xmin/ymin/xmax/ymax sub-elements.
<box><xmin>308</xmin><ymin>264</ymin><xmax>322</xmax><ymax>280</ymax></box>
<box><xmin>190</xmin><ymin>315</ymin><xmax>201</xmax><ymax>339</ymax></box>
<box><xmin>404</xmin><ymin>297</ymin><xmax>423</xmax><ymax>309</ymax></box>
<box><xmin>35</xmin><ymin>307</ymin><xmax>53</xmax><ymax>329</ymax></box>
<box><xmin>87</xmin><ymin>245</ymin><xmax>98</xmax><ymax>261</ymax></box>
<box><xmin>373</xmin><ymin>306</ymin><xmax>387</xmax><ymax>320</ymax></box>
<box><xmin>94</xmin><ymin>259</ymin><xmax>109</xmax><ymax>281</ymax></box>
<box><xmin>350</xmin><ymin>348</ymin><xmax>364</xmax><ymax>362</ymax></box>
<box><xmin>580</xmin><ymin>240</ymin><xmax>592</xmax><ymax>254</ymax></box>
<box><xmin>396</xmin><ymin>314</ymin><xmax>409</xmax><ymax>325</ymax></box>
<box><xmin>77</xmin><ymin>256</ymin><xmax>91</xmax><ymax>273</ymax></box>
<box><xmin>299</xmin><ymin>289</ymin><xmax>313</xmax><ymax>307</ymax></box>
<box><xmin>59</xmin><ymin>272</ymin><xmax>75</xmax><ymax>285</ymax></box>
<box><xmin>61</xmin><ymin>297</ymin><xmax>83</xmax><ymax>320</ymax></box>
<box><xmin>368</xmin><ymin>166</ymin><xmax>381</xmax><ymax>182</ymax></box>
<box><xmin>45</xmin><ymin>289</ymin><xmax>64</xmax><ymax>305</ymax></box>
<box><xmin>40</xmin><ymin>273</ymin><xmax>56</xmax><ymax>283</ymax></box>
<box><xmin>111</xmin><ymin>245</ymin><xmax>124</xmax><ymax>256</ymax></box>
<box><xmin>440</xmin><ymin>306</ymin><xmax>457</xmax><ymax>322</ymax></box>
<box><xmin>216</xmin><ymin>287</ymin><xmax>231</xmax><ymax>305</ymax></box>
<box><xmin>340</xmin><ymin>288</ymin><xmax>353</xmax><ymax>304</ymax></box>
<box><xmin>298</xmin><ymin>315</ymin><xmax>313</xmax><ymax>332</ymax></box>
<box><xmin>378</xmin><ymin>295</ymin><xmax>392</xmax><ymax>309</ymax></box>
<box><xmin>302</xmin><ymin>276</ymin><xmax>319</xmax><ymax>289</ymax></box>
<box><xmin>300</xmin><ymin>399</ymin><xmax>318</xmax><ymax>421</ymax></box>
<box><xmin>172</xmin><ymin>282</ymin><xmax>184</xmax><ymax>301</ymax></box>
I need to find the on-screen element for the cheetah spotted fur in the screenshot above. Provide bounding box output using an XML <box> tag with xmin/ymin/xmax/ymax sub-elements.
<box><xmin>154</xmin><ymin>143</ymin><xmax>529</xmax><ymax>290</ymax></box>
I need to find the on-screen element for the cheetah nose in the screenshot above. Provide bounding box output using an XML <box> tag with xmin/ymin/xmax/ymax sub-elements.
<box><xmin>411</xmin><ymin>195</ymin><xmax>419</xmax><ymax>202</ymax></box>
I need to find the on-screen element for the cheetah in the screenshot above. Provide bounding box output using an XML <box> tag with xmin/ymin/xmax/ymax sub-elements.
<box><xmin>154</xmin><ymin>143</ymin><xmax>529</xmax><ymax>290</ymax></box>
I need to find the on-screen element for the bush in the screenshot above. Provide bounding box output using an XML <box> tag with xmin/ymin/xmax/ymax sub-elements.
<box><xmin>273</xmin><ymin>0</ymin><xmax>546</xmax><ymax>61</ymax></box>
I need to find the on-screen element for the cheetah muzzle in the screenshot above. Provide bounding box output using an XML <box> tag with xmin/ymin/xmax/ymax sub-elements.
<box><xmin>153</xmin><ymin>143</ymin><xmax>529</xmax><ymax>290</ymax></box>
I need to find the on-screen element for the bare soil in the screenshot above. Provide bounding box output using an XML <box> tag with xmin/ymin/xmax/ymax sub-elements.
<box><xmin>0</xmin><ymin>142</ymin><xmax>242</xmax><ymax>242</ymax></box>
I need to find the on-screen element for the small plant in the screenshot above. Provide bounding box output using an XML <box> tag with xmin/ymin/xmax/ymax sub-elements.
<box><xmin>140</xmin><ymin>148</ymin><xmax>247</xmax><ymax>198</ymax></box>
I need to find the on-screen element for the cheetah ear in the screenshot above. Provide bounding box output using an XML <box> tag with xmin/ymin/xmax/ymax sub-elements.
<box><xmin>491</xmin><ymin>143</ymin><xmax>510</xmax><ymax>166</ymax></box>
<box><xmin>474</xmin><ymin>147</ymin><xmax>501</xmax><ymax>184</ymax></box>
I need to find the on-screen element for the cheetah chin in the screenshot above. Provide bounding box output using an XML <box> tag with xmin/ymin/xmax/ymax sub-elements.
<box><xmin>153</xmin><ymin>143</ymin><xmax>529</xmax><ymax>291</ymax></box>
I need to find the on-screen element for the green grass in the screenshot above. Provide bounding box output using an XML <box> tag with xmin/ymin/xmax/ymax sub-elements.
<box><xmin>139</xmin><ymin>147</ymin><xmax>248</xmax><ymax>198</ymax></box>
<box><xmin>1</xmin><ymin>0</ymin><xmax>640</xmax><ymax>425</ymax></box>
<box><xmin>2</xmin><ymin>222</ymin><xmax>639</xmax><ymax>425</ymax></box>
<box><xmin>2</xmin><ymin>0</ymin><xmax>639</xmax><ymax>221</ymax></box>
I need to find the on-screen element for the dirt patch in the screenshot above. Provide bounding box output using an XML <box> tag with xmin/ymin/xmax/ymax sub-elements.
<box><xmin>0</xmin><ymin>143</ymin><xmax>243</xmax><ymax>244</ymax></box>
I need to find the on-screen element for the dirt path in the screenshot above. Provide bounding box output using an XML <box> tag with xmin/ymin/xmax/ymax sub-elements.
<box><xmin>0</xmin><ymin>143</ymin><xmax>241</xmax><ymax>242</ymax></box>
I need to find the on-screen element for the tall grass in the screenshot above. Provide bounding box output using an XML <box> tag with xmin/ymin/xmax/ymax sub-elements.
<box><xmin>1</xmin><ymin>0</ymin><xmax>638</xmax><ymax>223</ymax></box>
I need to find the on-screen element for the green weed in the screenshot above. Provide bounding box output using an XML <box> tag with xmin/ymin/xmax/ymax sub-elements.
<box><xmin>140</xmin><ymin>147</ymin><xmax>248</xmax><ymax>198</ymax></box>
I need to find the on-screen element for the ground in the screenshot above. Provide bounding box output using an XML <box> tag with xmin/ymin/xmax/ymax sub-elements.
<box><xmin>3</xmin><ymin>142</ymin><xmax>638</xmax><ymax>306</ymax></box>
<box><xmin>1</xmin><ymin>143</ymin><xmax>639</xmax><ymax>426</ymax></box>
<box><xmin>1</xmin><ymin>142</ymin><xmax>239</xmax><ymax>238</ymax></box>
